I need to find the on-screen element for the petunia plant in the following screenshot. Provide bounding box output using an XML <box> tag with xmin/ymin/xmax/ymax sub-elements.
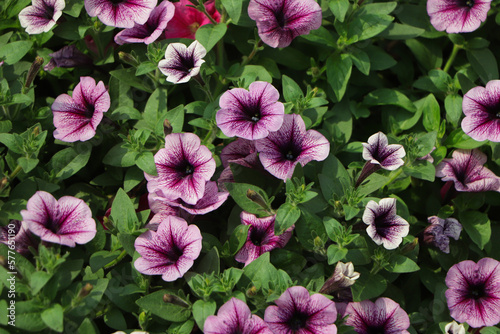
<box><xmin>2</xmin><ymin>0</ymin><xmax>500</xmax><ymax>332</ymax></box>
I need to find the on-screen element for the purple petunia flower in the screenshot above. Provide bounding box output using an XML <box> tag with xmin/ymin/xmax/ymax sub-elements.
<box><xmin>114</xmin><ymin>0</ymin><xmax>175</xmax><ymax>45</ymax></box>
<box><xmin>235</xmin><ymin>212</ymin><xmax>294</xmax><ymax>266</ymax></box>
<box><xmin>149</xmin><ymin>181</ymin><xmax>229</xmax><ymax>216</ymax></box>
<box><xmin>255</xmin><ymin>113</ymin><xmax>330</xmax><ymax>181</ymax></box>
<box><xmin>51</xmin><ymin>76</ymin><xmax>110</xmax><ymax>142</ymax></box>
<box><xmin>362</xmin><ymin>132</ymin><xmax>405</xmax><ymax>171</ymax></box>
<box><xmin>264</xmin><ymin>286</ymin><xmax>337</xmax><ymax>333</ymax></box>
<box><xmin>462</xmin><ymin>80</ymin><xmax>500</xmax><ymax>142</ymax></box>
<box><xmin>19</xmin><ymin>0</ymin><xmax>65</xmax><ymax>35</ymax></box>
<box><xmin>85</xmin><ymin>0</ymin><xmax>157</xmax><ymax>28</ymax></box>
<box><xmin>146</xmin><ymin>133</ymin><xmax>216</xmax><ymax>205</ymax></box>
<box><xmin>427</xmin><ymin>0</ymin><xmax>491</xmax><ymax>34</ymax></box>
<box><xmin>134</xmin><ymin>215</ymin><xmax>202</xmax><ymax>282</ymax></box>
<box><xmin>423</xmin><ymin>216</ymin><xmax>462</xmax><ymax>254</ymax></box>
<box><xmin>216</xmin><ymin>82</ymin><xmax>285</xmax><ymax>140</ymax></box>
<box><xmin>248</xmin><ymin>0</ymin><xmax>322</xmax><ymax>48</ymax></box>
<box><xmin>445</xmin><ymin>258</ymin><xmax>500</xmax><ymax>328</ymax></box>
<box><xmin>158</xmin><ymin>40</ymin><xmax>206</xmax><ymax>84</ymax></box>
<box><xmin>436</xmin><ymin>149</ymin><xmax>500</xmax><ymax>193</ymax></box>
<box><xmin>204</xmin><ymin>297</ymin><xmax>273</xmax><ymax>334</ymax></box>
<box><xmin>44</xmin><ymin>45</ymin><xmax>93</xmax><ymax>72</ymax></box>
<box><xmin>344</xmin><ymin>297</ymin><xmax>410</xmax><ymax>333</ymax></box>
<box><xmin>362</xmin><ymin>198</ymin><xmax>409</xmax><ymax>250</ymax></box>
<box><xmin>20</xmin><ymin>191</ymin><xmax>96</xmax><ymax>247</ymax></box>
<box><xmin>0</xmin><ymin>220</ymin><xmax>39</xmax><ymax>256</ymax></box>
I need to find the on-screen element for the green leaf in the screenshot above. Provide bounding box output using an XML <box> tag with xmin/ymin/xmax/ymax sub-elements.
<box><xmin>166</xmin><ymin>104</ymin><xmax>185</xmax><ymax>133</ymax></box>
<box><xmin>136</xmin><ymin>290</ymin><xmax>191</xmax><ymax>322</ymax></box>
<box><xmin>326</xmin><ymin>53</ymin><xmax>352</xmax><ymax>101</ymax></box>
<box><xmin>327</xmin><ymin>245</ymin><xmax>347</xmax><ymax>264</ymax></box>
<box><xmin>221</xmin><ymin>0</ymin><xmax>242</xmax><ymax>24</ymax></box>
<box><xmin>195</xmin><ymin>247</ymin><xmax>220</xmax><ymax>275</ymax></box>
<box><xmin>282</xmin><ymin>75</ymin><xmax>303</xmax><ymax>102</ymax></box>
<box><xmin>236</xmin><ymin>65</ymin><xmax>273</xmax><ymax>84</ymax></box>
<box><xmin>405</xmin><ymin>39</ymin><xmax>442</xmax><ymax>71</ymax></box>
<box><xmin>41</xmin><ymin>304</ymin><xmax>64</xmax><ymax>333</ymax></box>
<box><xmin>49</xmin><ymin>143</ymin><xmax>92</xmax><ymax>180</ymax></box>
<box><xmin>421</xmin><ymin>94</ymin><xmax>441</xmax><ymax>132</ymax></box>
<box><xmin>319</xmin><ymin>155</ymin><xmax>350</xmax><ymax>199</ymax></box>
<box><xmin>349</xmin><ymin>48</ymin><xmax>370</xmax><ymax>75</ymax></box>
<box><xmin>103</xmin><ymin>143</ymin><xmax>138</xmax><ymax>167</ymax></box>
<box><xmin>30</xmin><ymin>271</ymin><xmax>53</xmax><ymax>295</ymax></box>
<box><xmin>110</xmin><ymin>68</ymin><xmax>153</xmax><ymax>93</ymax></box>
<box><xmin>0</xmin><ymin>133</ymin><xmax>24</xmax><ymax>154</ymax></box>
<box><xmin>135</xmin><ymin>88</ymin><xmax>168</xmax><ymax>135</ymax></box>
<box><xmin>229</xmin><ymin>224</ymin><xmax>250</xmax><ymax>255</ymax></box>
<box><xmin>225</xmin><ymin>183</ymin><xmax>272</xmax><ymax>216</ymax></box>
<box><xmin>329</xmin><ymin>0</ymin><xmax>349</xmax><ymax>22</ymax></box>
<box><xmin>351</xmin><ymin>268</ymin><xmax>387</xmax><ymax>301</ymax></box>
<box><xmin>379</xmin><ymin>23</ymin><xmax>425</xmax><ymax>40</ymax></box>
<box><xmin>135</xmin><ymin>151</ymin><xmax>157</xmax><ymax>175</ymax></box>
<box><xmin>363</xmin><ymin>88</ymin><xmax>416</xmax><ymax>113</ymax></box>
<box><xmin>365</xmin><ymin>45</ymin><xmax>397</xmax><ymax>70</ymax></box>
<box><xmin>192</xmin><ymin>300</ymin><xmax>216</xmax><ymax>331</ymax></box>
<box><xmin>467</xmin><ymin>48</ymin><xmax>499</xmax><ymax>84</ymax></box>
<box><xmin>89</xmin><ymin>251</ymin><xmax>121</xmax><ymax>272</ymax></box>
<box><xmin>387</xmin><ymin>255</ymin><xmax>420</xmax><ymax>273</ymax></box>
<box><xmin>0</xmin><ymin>41</ymin><xmax>33</xmax><ymax>64</ymax></box>
<box><xmin>17</xmin><ymin>157</ymin><xmax>39</xmax><ymax>173</ymax></box>
<box><xmin>459</xmin><ymin>211</ymin><xmax>491</xmax><ymax>250</ymax></box>
<box><xmin>404</xmin><ymin>161</ymin><xmax>435</xmax><ymax>182</ymax></box>
<box><xmin>444</xmin><ymin>94</ymin><xmax>463</xmax><ymax>127</ymax></box>
<box><xmin>274</xmin><ymin>203</ymin><xmax>301</xmax><ymax>235</ymax></box>
<box><xmin>136</xmin><ymin>61</ymin><xmax>158</xmax><ymax>76</ymax></box>
<box><xmin>296</xmin><ymin>209</ymin><xmax>327</xmax><ymax>250</ymax></box>
<box><xmin>241</xmin><ymin>252</ymin><xmax>276</xmax><ymax>290</ymax></box>
<box><xmin>110</xmin><ymin>188</ymin><xmax>139</xmax><ymax>234</ymax></box>
<box><xmin>347</xmin><ymin>13</ymin><xmax>394</xmax><ymax>43</ymax></box>
<box><xmin>444</xmin><ymin>128</ymin><xmax>486</xmax><ymax>149</ymax></box>
<box><xmin>68</xmin><ymin>279</ymin><xmax>109</xmax><ymax>317</ymax></box>
<box><xmin>63</xmin><ymin>0</ymin><xmax>85</xmax><ymax>17</ymax></box>
<box><xmin>195</xmin><ymin>23</ymin><xmax>227</xmax><ymax>53</ymax></box>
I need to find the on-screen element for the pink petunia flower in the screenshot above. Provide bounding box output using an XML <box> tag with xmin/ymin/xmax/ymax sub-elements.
<box><xmin>114</xmin><ymin>0</ymin><xmax>175</xmax><ymax>45</ymax></box>
<box><xmin>20</xmin><ymin>191</ymin><xmax>97</xmax><ymax>247</ymax></box>
<box><xmin>344</xmin><ymin>297</ymin><xmax>411</xmax><ymax>333</ymax></box>
<box><xmin>216</xmin><ymin>82</ymin><xmax>285</xmax><ymax>140</ymax></box>
<box><xmin>204</xmin><ymin>297</ymin><xmax>272</xmax><ymax>334</ymax></box>
<box><xmin>51</xmin><ymin>76</ymin><xmax>110</xmax><ymax>142</ymax></box>
<box><xmin>134</xmin><ymin>215</ymin><xmax>202</xmax><ymax>282</ymax></box>
<box><xmin>362</xmin><ymin>198</ymin><xmax>409</xmax><ymax>250</ymax></box>
<box><xmin>248</xmin><ymin>0</ymin><xmax>322</xmax><ymax>48</ymax></box>
<box><xmin>423</xmin><ymin>216</ymin><xmax>462</xmax><ymax>254</ymax></box>
<box><xmin>145</xmin><ymin>133</ymin><xmax>216</xmax><ymax>205</ymax></box>
<box><xmin>19</xmin><ymin>0</ymin><xmax>65</xmax><ymax>35</ymax></box>
<box><xmin>164</xmin><ymin>0</ymin><xmax>220</xmax><ymax>39</ymax></box>
<box><xmin>462</xmin><ymin>80</ymin><xmax>500</xmax><ymax>142</ymax></box>
<box><xmin>235</xmin><ymin>212</ymin><xmax>294</xmax><ymax>266</ymax></box>
<box><xmin>427</xmin><ymin>0</ymin><xmax>491</xmax><ymax>33</ymax></box>
<box><xmin>85</xmin><ymin>0</ymin><xmax>157</xmax><ymax>28</ymax></box>
<box><xmin>264</xmin><ymin>286</ymin><xmax>337</xmax><ymax>333</ymax></box>
<box><xmin>445</xmin><ymin>258</ymin><xmax>500</xmax><ymax>328</ymax></box>
<box><xmin>255</xmin><ymin>113</ymin><xmax>330</xmax><ymax>181</ymax></box>
<box><xmin>0</xmin><ymin>220</ymin><xmax>39</xmax><ymax>255</ymax></box>
<box><xmin>436</xmin><ymin>149</ymin><xmax>500</xmax><ymax>193</ymax></box>
<box><xmin>158</xmin><ymin>40</ymin><xmax>206</xmax><ymax>84</ymax></box>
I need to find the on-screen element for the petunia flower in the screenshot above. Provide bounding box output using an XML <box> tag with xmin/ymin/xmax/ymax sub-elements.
<box><xmin>436</xmin><ymin>149</ymin><xmax>500</xmax><ymax>193</ymax></box>
<box><xmin>362</xmin><ymin>198</ymin><xmax>409</xmax><ymax>250</ymax></box>
<box><xmin>20</xmin><ymin>191</ymin><xmax>97</xmax><ymax>247</ymax></box>
<box><xmin>462</xmin><ymin>80</ymin><xmax>500</xmax><ymax>142</ymax></box>
<box><xmin>19</xmin><ymin>0</ymin><xmax>65</xmax><ymax>35</ymax></box>
<box><xmin>235</xmin><ymin>212</ymin><xmax>294</xmax><ymax>266</ymax></box>
<box><xmin>204</xmin><ymin>297</ymin><xmax>272</xmax><ymax>334</ymax></box>
<box><xmin>145</xmin><ymin>133</ymin><xmax>216</xmax><ymax>205</ymax></box>
<box><xmin>164</xmin><ymin>0</ymin><xmax>220</xmax><ymax>39</ymax></box>
<box><xmin>248</xmin><ymin>0</ymin><xmax>322</xmax><ymax>48</ymax></box>
<box><xmin>149</xmin><ymin>181</ymin><xmax>229</xmax><ymax>216</ymax></box>
<box><xmin>344</xmin><ymin>297</ymin><xmax>410</xmax><ymax>333</ymax></box>
<box><xmin>445</xmin><ymin>321</ymin><xmax>466</xmax><ymax>334</ymax></box>
<box><xmin>255</xmin><ymin>113</ymin><xmax>330</xmax><ymax>181</ymax></box>
<box><xmin>51</xmin><ymin>76</ymin><xmax>110</xmax><ymax>142</ymax></box>
<box><xmin>114</xmin><ymin>0</ymin><xmax>175</xmax><ymax>45</ymax></box>
<box><xmin>423</xmin><ymin>216</ymin><xmax>462</xmax><ymax>254</ymax></box>
<box><xmin>85</xmin><ymin>0</ymin><xmax>157</xmax><ymax>28</ymax></box>
<box><xmin>216</xmin><ymin>81</ymin><xmax>285</xmax><ymax>140</ymax></box>
<box><xmin>319</xmin><ymin>261</ymin><xmax>360</xmax><ymax>295</ymax></box>
<box><xmin>44</xmin><ymin>45</ymin><xmax>93</xmax><ymax>72</ymax></box>
<box><xmin>264</xmin><ymin>286</ymin><xmax>337</xmax><ymax>333</ymax></box>
<box><xmin>427</xmin><ymin>0</ymin><xmax>492</xmax><ymax>33</ymax></box>
<box><xmin>158</xmin><ymin>40</ymin><xmax>206</xmax><ymax>84</ymax></box>
<box><xmin>0</xmin><ymin>220</ymin><xmax>39</xmax><ymax>256</ymax></box>
<box><xmin>134</xmin><ymin>215</ymin><xmax>202</xmax><ymax>282</ymax></box>
<box><xmin>445</xmin><ymin>257</ymin><xmax>500</xmax><ymax>328</ymax></box>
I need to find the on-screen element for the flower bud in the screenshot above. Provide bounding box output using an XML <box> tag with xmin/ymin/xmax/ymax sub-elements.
<box><xmin>319</xmin><ymin>261</ymin><xmax>360</xmax><ymax>295</ymax></box>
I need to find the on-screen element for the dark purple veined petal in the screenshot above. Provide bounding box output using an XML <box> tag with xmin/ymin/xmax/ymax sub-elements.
<box><xmin>427</xmin><ymin>0</ymin><xmax>491</xmax><ymax>33</ymax></box>
<box><xmin>19</xmin><ymin>0</ymin><xmax>65</xmax><ymax>34</ymax></box>
<box><xmin>44</xmin><ymin>45</ymin><xmax>93</xmax><ymax>71</ymax></box>
<box><xmin>248</xmin><ymin>0</ymin><xmax>322</xmax><ymax>48</ymax></box>
<box><xmin>362</xmin><ymin>132</ymin><xmax>405</xmax><ymax>170</ymax></box>
<box><xmin>158</xmin><ymin>40</ymin><xmax>206</xmax><ymax>83</ymax></box>
<box><xmin>85</xmin><ymin>0</ymin><xmax>157</xmax><ymax>28</ymax></box>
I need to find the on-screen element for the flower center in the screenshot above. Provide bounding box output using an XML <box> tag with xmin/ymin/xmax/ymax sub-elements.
<box><xmin>164</xmin><ymin>244</ymin><xmax>183</xmax><ymax>263</ymax></box>
<box><xmin>189</xmin><ymin>22</ymin><xmax>201</xmax><ymax>34</ymax></box>
<box><xmin>85</xmin><ymin>104</ymin><xmax>95</xmax><ymax>118</ymax></box>
<box><xmin>249</xmin><ymin>227</ymin><xmax>265</xmax><ymax>246</ymax></box>
<box><xmin>467</xmin><ymin>283</ymin><xmax>486</xmax><ymax>300</ymax></box>
<box><xmin>251</xmin><ymin>114</ymin><xmax>260</xmax><ymax>122</ymax></box>
<box><xmin>109</xmin><ymin>0</ymin><xmax>125</xmax><ymax>4</ymax></box>
<box><xmin>465</xmin><ymin>0</ymin><xmax>474</xmax><ymax>7</ymax></box>
<box><xmin>185</xmin><ymin>164</ymin><xmax>194</xmax><ymax>175</ymax></box>
<box><xmin>288</xmin><ymin>311</ymin><xmax>309</xmax><ymax>330</ymax></box>
<box><xmin>367</xmin><ymin>327</ymin><xmax>385</xmax><ymax>334</ymax></box>
<box><xmin>274</xmin><ymin>9</ymin><xmax>287</xmax><ymax>28</ymax></box>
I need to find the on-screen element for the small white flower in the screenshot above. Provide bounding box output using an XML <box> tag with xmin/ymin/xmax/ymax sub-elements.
<box><xmin>158</xmin><ymin>40</ymin><xmax>206</xmax><ymax>84</ymax></box>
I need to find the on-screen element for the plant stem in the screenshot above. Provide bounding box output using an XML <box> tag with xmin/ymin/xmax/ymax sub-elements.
<box><xmin>443</xmin><ymin>44</ymin><xmax>461</xmax><ymax>74</ymax></box>
<box><xmin>104</xmin><ymin>250</ymin><xmax>127</xmax><ymax>269</ymax></box>
<box><xmin>199</xmin><ymin>2</ymin><xmax>217</xmax><ymax>25</ymax></box>
<box><xmin>383</xmin><ymin>168</ymin><xmax>403</xmax><ymax>189</ymax></box>
<box><xmin>241</xmin><ymin>39</ymin><xmax>263</xmax><ymax>67</ymax></box>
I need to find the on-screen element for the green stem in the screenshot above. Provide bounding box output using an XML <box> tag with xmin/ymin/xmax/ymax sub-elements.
<box><xmin>241</xmin><ymin>39</ymin><xmax>263</xmax><ymax>67</ymax></box>
<box><xmin>382</xmin><ymin>168</ymin><xmax>403</xmax><ymax>189</ymax></box>
<box><xmin>443</xmin><ymin>44</ymin><xmax>461</xmax><ymax>74</ymax></box>
<box><xmin>199</xmin><ymin>2</ymin><xmax>217</xmax><ymax>25</ymax></box>
<box><xmin>0</xmin><ymin>165</ymin><xmax>23</xmax><ymax>192</ymax></box>
<box><xmin>104</xmin><ymin>250</ymin><xmax>127</xmax><ymax>269</ymax></box>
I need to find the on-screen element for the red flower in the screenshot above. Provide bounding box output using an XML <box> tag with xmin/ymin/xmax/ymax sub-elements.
<box><xmin>164</xmin><ymin>0</ymin><xmax>220</xmax><ymax>39</ymax></box>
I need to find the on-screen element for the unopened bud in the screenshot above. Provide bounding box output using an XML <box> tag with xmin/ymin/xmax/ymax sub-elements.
<box><xmin>78</xmin><ymin>283</ymin><xmax>93</xmax><ymax>298</ymax></box>
<box><xmin>246</xmin><ymin>189</ymin><xmax>268</xmax><ymax>209</ymax></box>
<box><xmin>401</xmin><ymin>237</ymin><xmax>418</xmax><ymax>254</ymax></box>
<box><xmin>163</xmin><ymin>294</ymin><xmax>189</xmax><ymax>308</ymax></box>
<box><xmin>0</xmin><ymin>255</ymin><xmax>6</xmax><ymax>268</ymax></box>
<box><xmin>163</xmin><ymin>119</ymin><xmax>173</xmax><ymax>136</ymax></box>
<box><xmin>313</xmin><ymin>236</ymin><xmax>323</xmax><ymax>248</ymax></box>
<box><xmin>246</xmin><ymin>286</ymin><xmax>257</xmax><ymax>297</ymax></box>
<box><xmin>32</xmin><ymin>126</ymin><xmax>40</xmax><ymax>136</ymax></box>
<box><xmin>25</xmin><ymin>56</ymin><xmax>44</xmax><ymax>88</ymax></box>
<box><xmin>138</xmin><ymin>311</ymin><xmax>148</xmax><ymax>328</ymax></box>
<box><xmin>118</xmin><ymin>51</ymin><xmax>140</xmax><ymax>67</ymax></box>
<box><xmin>319</xmin><ymin>261</ymin><xmax>360</xmax><ymax>295</ymax></box>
